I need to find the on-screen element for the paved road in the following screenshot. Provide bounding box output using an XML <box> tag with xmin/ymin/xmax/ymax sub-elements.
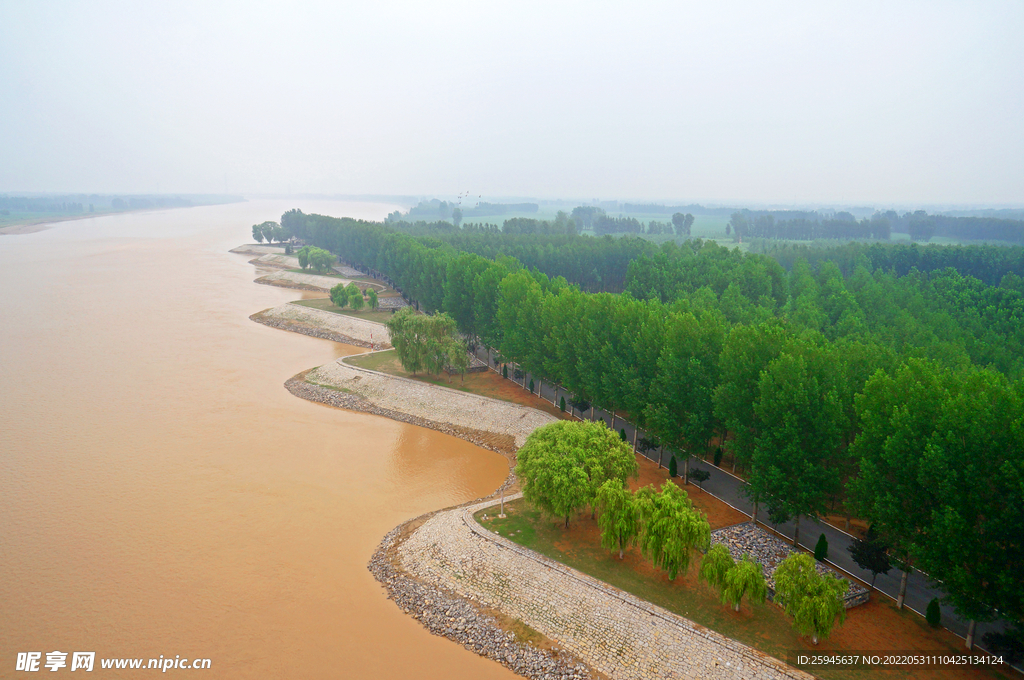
<box><xmin>470</xmin><ymin>345</ymin><xmax>1011</xmax><ymax>655</ymax></box>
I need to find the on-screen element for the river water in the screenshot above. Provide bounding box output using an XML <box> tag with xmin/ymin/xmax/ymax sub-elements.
<box><xmin>0</xmin><ymin>201</ymin><xmax>517</xmax><ymax>678</ymax></box>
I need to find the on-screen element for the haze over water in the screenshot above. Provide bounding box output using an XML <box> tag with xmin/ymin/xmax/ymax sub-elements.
<box><xmin>0</xmin><ymin>201</ymin><xmax>516</xmax><ymax>678</ymax></box>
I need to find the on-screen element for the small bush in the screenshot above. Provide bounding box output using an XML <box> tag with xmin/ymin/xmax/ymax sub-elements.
<box><xmin>529</xmin><ymin>378</ymin><xmax>535</xmax><ymax>393</ymax></box>
<box><xmin>559</xmin><ymin>396</ymin><xmax>566</xmax><ymax>412</ymax></box>
<box><xmin>668</xmin><ymin>456</ymin><xmax>678</xmax><ymax>478</ymax></box>
<box><xmin>714</xmin><ymin>447</ymin><xmax>723</xmax><ymax>467</ymax></box>
<box><xmin>926</xmin><ymin>598</ymin><xmax>941</xmax><ymax>628</ymax></box>
<box><xmin>619</xmin><ymin>428</ymin><xmax>627</xmax><ymax>441</ymax></box>
<box><xmin>502</xmin><ymin>364</ymin><xmax>508</xmax><ymax>379</ymax></box>
<box><xmin>688</xmin><ymin>468</ymin><xmax>710</xmax><ymax>489</ymax></box>
<box><xmin>982</xmin><ymin>630</ymin><xmax>1023</xmax><ymax>665</ymax></box>
<box><xmin>814</xmin><ymin>533</ymin><xmax>829</xmax><ymax>562</ymax></box>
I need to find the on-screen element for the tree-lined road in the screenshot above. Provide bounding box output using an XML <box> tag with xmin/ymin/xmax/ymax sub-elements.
<box><xmin>471</xmin><ymin>345</ymin><xmax>1010</xmax><ymax>654</ymax></box>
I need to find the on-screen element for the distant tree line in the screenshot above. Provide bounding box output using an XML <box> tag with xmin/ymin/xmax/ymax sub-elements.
<box><xmin>727</xmin><ymin>208</ymin><xmax>1024</xmax><ymax>245</ymax></box>
<box><xmin>729</xmin><ymin>210</ymin><xmax>892</xmax><ymax>241</ymax></box>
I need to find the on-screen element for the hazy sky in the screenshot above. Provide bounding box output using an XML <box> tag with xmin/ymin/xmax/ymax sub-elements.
<box><xmin>2</xmin><ymin>1</ymin><xmax>1022</xmax><ymax>205</ymax></box>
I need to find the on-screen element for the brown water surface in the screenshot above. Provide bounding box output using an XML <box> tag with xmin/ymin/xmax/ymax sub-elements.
<box><xmin>0</xmin><ymin>201</ymin><xmax>517</xmax><ymax>679</ymax></box>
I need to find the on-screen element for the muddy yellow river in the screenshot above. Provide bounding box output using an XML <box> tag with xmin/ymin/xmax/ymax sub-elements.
<box><xmin>0</xmin><ymin>201</ymin><xmax>516</xmax><ymax>678</ymax></box>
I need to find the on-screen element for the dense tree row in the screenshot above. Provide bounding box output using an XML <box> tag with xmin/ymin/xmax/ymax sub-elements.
<box><xmin>280</xmin><ymin>209</ymin><xmax>1023</xmax><ymax>636</ymax></box>
<box><xmin>768</xmin><ymin>241</ymin><xmax>1024</xmax><ymax>286</ymax></box>
<box><xmin>730</xmin><ymin>211</ymin><xmax>891</xmax><ymax>241</ymax></box>
<box><xmin>886</xmin><ymin>210</ymin><xmax>1024</xmax><ymax>244</ymax></box>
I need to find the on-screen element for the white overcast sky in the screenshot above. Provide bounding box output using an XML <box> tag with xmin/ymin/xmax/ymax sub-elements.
<box><xmin>2</xmin><ymin>1</ymin><xmax>1022</xmax><ymax>205</ymax></box>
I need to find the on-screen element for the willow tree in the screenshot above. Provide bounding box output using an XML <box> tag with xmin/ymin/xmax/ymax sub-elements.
<box><xmin>516</xmin><ymin>421</ymin><xmax>637</xmax><ymax>528</ymax></box>
<box><xmin>698</xmin><ymin>544</ymin><xmax>734</xmax><ymax>596</ymax></box>
<box><xmin>596</xmin><ymin>480</ymin><xmax>639</xmax><ymax>560</ymax></box>
<box><xmin>722</xmin><ymin>557</ymin><xmax>768</xmax><ymax>612</ymax></box>
<box><xmin>774</xmin><ymin>553</ymin><xmax>848</xmax><ymax>644</ymax></box>
<box><xmin>635</xmin><ymin>482</ymin><xmax>710</xmax><ymax>580</ymax></box>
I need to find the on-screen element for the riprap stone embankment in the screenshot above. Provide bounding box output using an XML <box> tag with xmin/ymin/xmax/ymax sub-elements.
<box><xmin>399</xmin><ymin>496</ymin><xmax>813</xmax><ymax>680</ymax></box>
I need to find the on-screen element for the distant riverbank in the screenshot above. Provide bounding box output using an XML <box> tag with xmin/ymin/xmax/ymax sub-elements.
<box><xmin>1</xmin><ymin>199</ymin><xmax>245</xmax><ymax>235</ymax></box>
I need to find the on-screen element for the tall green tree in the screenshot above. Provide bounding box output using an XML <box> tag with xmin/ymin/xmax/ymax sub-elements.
<box><xmin>646</xmin><ymin>310</ymin><xmax>725</xmax><ymax>475</ymax></box>
<box><xmin>747</xmin><ymin>344</ymin><xmax>846</xmax><ymax>547</ymax></box>
<box><xmin>713</xmin><ymin>320</ymin><xmax>791</xmax><ymax>474</ymax></box>
<box><xmin>850</xmin><ymin>360</ymin><xmax>950</xmax><ymax>609</ymax></box>
<box><xmin>895</xmin><ymin>366</ymin><xmax>1023</xmax><ymax>641</ymax></box>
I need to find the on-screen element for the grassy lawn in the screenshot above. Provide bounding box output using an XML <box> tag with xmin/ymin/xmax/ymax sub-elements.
<box><xmin>291</xmin><ymin>297</ymin><xmax>395</xmax><ymax>324</ymax></box>
<box><xmin>475</xmin><ymin>499</ymin><xmax>1010</xmax><ymax>680</ymax></box>
<box><xmin>346</xmin><ymin>349</ymin><xmax>567</xmax><ymax>419</ymax></box>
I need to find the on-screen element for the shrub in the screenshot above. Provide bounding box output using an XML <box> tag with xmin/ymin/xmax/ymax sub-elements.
<box><xmin>714</xmin><ymin>447</ymin><xmax>723</xmax><ymax>467</ymax></box>
<box><xmin>529</xmin><ymin>378</ymin><xmax>535</xmax><ymax>393</ymax></box>
<box><xmin>926</xmin><ymin>598</ymin><xmax>941</xmax><ymax>628</ymax></box>
<box><xmin>982</xmin><ymin>630</ymin><xmax>1023</xmax><ymax>665</ymax></box>
<box><xmin>688</xmin><ymin>468</ymin><xmax>710</xmax><ymax>489</ymax></box>
<box><xmin>619</xmin><ymin>428</ymin><xmax>627</xmax><ymax>441</ymax></box>
<box><xmin>668</xmin><ymin>456</ymin><xmax>678</xmax><ymax>478</ymax></box>
<box><xmin>814</xmin><ymin>533</ymin><xmax>829</xmax><ymax>562</ymax></box>
<box><xmin>559</xmin><ymin>396</ymin><xmax>566</xmax><ymax>412</ymax></box>
<box><xmin>502</xmin><ymin>364</ymin><xmax>508</xmax><ymax>379</ymax></box>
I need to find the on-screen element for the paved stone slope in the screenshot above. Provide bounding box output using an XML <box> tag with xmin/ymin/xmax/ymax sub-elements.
<box><xmin>308</xmin><ymin>359</ymin><xmax>556</xmax><ymax>449</ymax></box>
<box><xmin>229</xmin><ymin>244</ymin><xmax>286</xmax><ymax>255</ymax></box>
<box><xmin>254</xmin><ymin>252</ymin><xmax>302</xmax><ymax>268</ymax></box>
<box><xmin>253</xmin><ymin>303</ymin><xmax>390</xmax><ymax>348</ymax></box>
<box><xmin>256</xmin><ymin>270</ymin><xmax>353</xmax><ymax>290</ymax></box>
<box><xmin>401</xmin><ymin>497</ymin><xmax>812</xmax><ymax>680</ymax></box>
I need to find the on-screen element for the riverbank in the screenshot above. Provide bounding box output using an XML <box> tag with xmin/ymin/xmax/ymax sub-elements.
<box><xmin>251</xmin><ymin>303</ymin><xmax>390</xmax><ymax>349</ymax></box>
